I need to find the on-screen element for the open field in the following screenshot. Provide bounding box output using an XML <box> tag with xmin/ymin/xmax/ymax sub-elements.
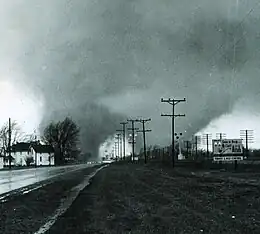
<box><xmin>49</xmin><ymin>162</ymin><xmax>260</xmax><ymax>234</ymax></box>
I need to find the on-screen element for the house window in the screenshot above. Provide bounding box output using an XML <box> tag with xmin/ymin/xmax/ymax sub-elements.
<box><xmin>40</xmin><ymin>156</ymin><xmax>42</xmax><ymax>162</ymax></box>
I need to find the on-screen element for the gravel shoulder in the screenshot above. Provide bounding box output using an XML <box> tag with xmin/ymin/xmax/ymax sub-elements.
<box><xmin>48</xmin><ymin>162</ymin><xmax>260</xmax><ymax>234</ymax></box>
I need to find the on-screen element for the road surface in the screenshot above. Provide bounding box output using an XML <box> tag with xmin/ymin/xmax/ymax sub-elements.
<box><xmin>0</xmin><ymin>164</ymin><xmax>98</xmax><ymax>196</ymax></box>
<box><xmin>0</xmin><ymin>164</ymin><xmax>105</xmax><ymax>234</ymax></box>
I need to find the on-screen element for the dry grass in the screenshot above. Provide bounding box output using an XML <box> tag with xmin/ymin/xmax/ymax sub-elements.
<box><xmin>48</xmin><ymin>162</ymin><xmax>260</xmax><ymax>234</ymax></box>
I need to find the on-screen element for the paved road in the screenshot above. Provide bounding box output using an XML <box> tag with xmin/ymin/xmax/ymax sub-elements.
<box><xmin>0</xmin><ymin>164</ymin><xmax>98</xmax><ymax>195</ymax></box>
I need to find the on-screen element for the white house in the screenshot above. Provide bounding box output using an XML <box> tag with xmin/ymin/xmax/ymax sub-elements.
<box><xmin>11</xmin><ymin>141</ymin><xmax>55</xmax><ymax>166</ymax></box>
<box><xmin>29</xmin><ymin>144</ymin><xmax>55</xmax><ymax>166</ymax></box>
<box><xmin>0</xmin><ymin>155</ymin><xmax>3</xmax><ymax>169</ymax></box>
<box><xmin>11</xmin><ymin>142</ymin><xmax>32</xmax><ymax>166</ymax></box>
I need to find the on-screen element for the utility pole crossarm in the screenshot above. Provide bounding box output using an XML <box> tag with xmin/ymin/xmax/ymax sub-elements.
<box><xmin>161</xmin><ymin>98</ymin><xmax>186</xmax><ymax>104</ymax></box>
<box><xmin>135</xmin><ymin>118</ymin><xmax>152</xmax><ymax>122</ymax></box>
<box><xmin>161</xmin><ymin>114</ymin><xmax>173</xmax><ymax>117</ymax></box>
<box><xmin>137</xmin><ymin>129</ymin><xmax>152</xmax><ymax>133</ymax></box>
<box><xmin>161</xmin><ymin>114</ymin><xmax>185</xmax><ymax>117</ymax></box>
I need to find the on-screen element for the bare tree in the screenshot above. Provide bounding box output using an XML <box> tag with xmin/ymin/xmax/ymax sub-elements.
<box><xmin>0</xmin><ymin>121</ymin><xmax>24</xmax><ymax>164</ymax></box>
<box><xmin>42</xmin><ymin>117</ymin><xmax>80</xmax><ymax>165</ymax></box>
<box><xmin>21</xmin><ymin>133</ymin><xmax>37</xmax><ymax>142</ymax></box>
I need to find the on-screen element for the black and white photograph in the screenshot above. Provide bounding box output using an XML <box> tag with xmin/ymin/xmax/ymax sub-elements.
<box><xmin>0</xmin><ymin>0</ymin><xmax>260</xmax><ymax>233</ymax></box>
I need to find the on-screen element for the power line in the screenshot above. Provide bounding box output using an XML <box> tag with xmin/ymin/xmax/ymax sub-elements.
<box><xmin>136</xmin><ymin>118</ymin><xmax>152</xmax><ymax>164</ymax></box>
<box><xmin>161</xmin><ymin>98</ymin><xmax>186</xmax><ymax>168</ymax></box>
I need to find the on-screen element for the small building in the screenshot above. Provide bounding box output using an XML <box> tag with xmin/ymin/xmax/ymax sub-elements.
<box><xmin>11</xmin><ymin>142</ymin><xmax>32</xmax><ymax>166</ymax></box>
<box><xmin>11</xmin><ymin>141</ymin><xmax>55</xmax><ymax>166</ymax></box>
<box><xmin>0</xmin><ymin>155</ymin><xmax>4</xmax><ymax>169</ymax></box>
<box><xmin>29</xmin><ymin>144</ymin><xmax>55</xmax><ymax>166</ymax></box>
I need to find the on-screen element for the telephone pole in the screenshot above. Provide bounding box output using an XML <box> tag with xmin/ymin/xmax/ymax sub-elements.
<box><xmin>116</xmin><ymin>130</ymin><xmax>123</xmax><ymax>160</ymax></box>
<box><xmin>136</xmin><ymin>118</ymin><xmax>152</xmax><ymax>164</ymax></box>
<box><xmin>240</xmin><ymin>130</ymin><xmax>254</xmax><ymax>158</ymax></box>
<box><xmin>195</xmin><ymin>135</ymin><xmax>198</xmax><ymax>160</ymax></box>
<box><xmin>127</xmin><ymin>119</ymin><xmax>139</xmax><ymax>161</ymax></box>
<box><xmin>114</xmin><ymin>142</ymin><xmax>117</xmax><ymax>160</ymax></box>
<box><xmin>202</xmin><ymin>133</ymin><xmax>212</xmax><ymax>159</ymax></box>
<box><xmin>192</xmin><ymin>135</ymin><xmax>201</xmax><ymax>160</ymax></box>
<box><xmin>161</xmin><ymin>97</ymin><xmax>186</xmax><ymax>168</ymax></box>
<box><xmin>120</xmin><ymin>122</ymin><xmax>128</xmax><ymax>160</ymax></box>
<box><xmin>216</xmin><ymin>133</ymin><xmax>226</xmax><ymax>140</ymax></box>
<box><xmin>8</xmin><ymin>118</ymin><xmax>11</xmax><ymax>169</ymax></box>
<box><xmin>184</xmin><ymin>140</ymin><xmax>191</xmax><ymax>159</ymax></box>
<box><xmin>115</xmin><ymin>133</ymin><xmax>121</xmax><ymax>160</ymax></box>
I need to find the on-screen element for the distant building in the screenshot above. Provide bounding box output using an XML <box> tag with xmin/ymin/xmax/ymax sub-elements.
<box><xmin>11</xmin><ymin>142</ymin><xmax>33</xmax><ymax>166</ymax></box>
<box><xmin>29</xmin><ymin>144</ymin><xmax>55</xmax><ymax>166</ymax></box>
<box><xmin>11</xmin><ymin>141</ymin><xmax>54</xmax><ymax>166</ymax></box>
<box><xmin>0</xmin><ymin>154</ymin><xmax>4</xmax><ymax>169</ymax></box>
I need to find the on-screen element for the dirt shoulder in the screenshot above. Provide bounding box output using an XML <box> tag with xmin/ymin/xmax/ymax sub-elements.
<box><xmin>48</xmin><ymin>162</ymin><xmax>260</xmax><ymax>234</ymax></box>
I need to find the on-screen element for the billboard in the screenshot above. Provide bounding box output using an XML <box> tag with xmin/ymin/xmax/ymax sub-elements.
<box><xmin>213</xmin><ymin>156</ymin><xmax>243</xmax><ymax>162</ymax></box>
<box><xmin>212</xmin><ymin>139</ymin><xmax>243</xmax><ymax>156</ymax></box>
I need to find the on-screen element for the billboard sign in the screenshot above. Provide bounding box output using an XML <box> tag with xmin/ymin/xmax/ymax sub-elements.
<box><xmin>212</xmin><ymin>139</ymin><xmax>243</xmax><ymax>156</ymax></box>
<box><xmin>213</xmin><ymin>156</ymin><xmax>243</xmax><ymax>161</ymax></box>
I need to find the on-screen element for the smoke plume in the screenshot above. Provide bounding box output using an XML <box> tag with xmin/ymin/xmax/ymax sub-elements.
<box><xmin>2</xmin><ymin>0</ymin><xmax>260</xmax><ymax>155</ymax></box>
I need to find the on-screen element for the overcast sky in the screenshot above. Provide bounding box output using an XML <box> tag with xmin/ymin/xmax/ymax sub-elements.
<box><xmin>1</xmin><ymin>0</ymin><xmax>260</xmax><ymax>154</ymax></box>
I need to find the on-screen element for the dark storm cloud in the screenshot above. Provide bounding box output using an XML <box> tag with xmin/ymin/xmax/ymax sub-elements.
<box><xmin>3</xmin><ymin>0</ymin><xmax>260</xmax><ymax>154</ymax></box>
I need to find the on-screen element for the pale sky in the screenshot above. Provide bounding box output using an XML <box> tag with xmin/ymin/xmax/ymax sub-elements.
<box><xmin>0</xmin><ymin>80</ymin><xmax>44</xmax><ymax>136</ymax></box>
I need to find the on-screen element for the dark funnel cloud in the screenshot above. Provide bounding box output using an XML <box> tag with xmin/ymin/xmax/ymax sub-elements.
<box><xmin>3</xmin><ymin>0</ymin><xmax>260</xmax><ymax>155</ymax></box>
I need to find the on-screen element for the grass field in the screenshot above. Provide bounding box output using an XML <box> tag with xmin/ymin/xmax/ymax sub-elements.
<box><xmin>48</xmin><ymin>162</ymin><xmax>260</xmax><ymax>234</ymax></box>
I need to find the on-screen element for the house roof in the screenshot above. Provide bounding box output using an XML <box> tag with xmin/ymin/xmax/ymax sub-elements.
<box><xmin>12</xmin><ymin>142</ymin><xmax>31</xmax><ymax>152</ymax></box>
<box><xmin>32</xmin><ymin>145</ymin><xmax>54</xmax><ymax>154</ymax></box>
<box><xmin>11</xmin><ymin>141</ymin><xmax>41</xmax><ymax>152</ymax></box>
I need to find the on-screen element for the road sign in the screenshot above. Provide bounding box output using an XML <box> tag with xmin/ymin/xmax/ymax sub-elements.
<box><xmin>213</xmin><ymin>156</ymin><xmax>243</xmax><ymax>161</ymax></box>
<box><xmin>212</xmin><ymin>139</ymin><xmax>243</xmax><ymax>155</ymax></box>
